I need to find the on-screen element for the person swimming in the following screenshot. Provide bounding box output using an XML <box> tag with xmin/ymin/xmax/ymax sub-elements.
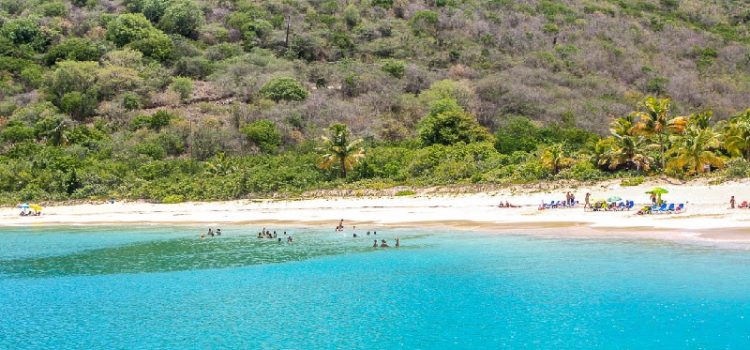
<box><xmin>380</xmin><ymin>239</ymin><xmax>389</xmax><ymax>248</ymax></box>
<box><xmin>273</xmin><ymin>231</ymin><xmax>277</xmax><ymax>238</ymax></box>
<box><xmin>287</xmin><ymin>236</ymin><xmax>293</xmax><ymax>243</ymax></box>
<box><xmin>278</xmin><ymin>238</ymin><xmax>282</xmax><ymax>242</ymax></box>
<box><xmin>207</xmin><ymin>228</ymin><xmax>214</xmax><ymax>237</ymax></box>
<box><xmin>395</xmin><ymin>238</ymin><xmax>400</xmax><ymax>247</ymax></box>
<box><xmin>373</xmin><ymin>239</ymin><xmax>377</xmax><ymax>248</ymax></box>
<box><xmin>216</xmin><ymin>229</ymin><xmax>221</xmax><ymax>236</ymax></box>
<box><xmin>353</xmin><ymin>233</ymin><xmax>358</xmax><ymax>238</ymax></box>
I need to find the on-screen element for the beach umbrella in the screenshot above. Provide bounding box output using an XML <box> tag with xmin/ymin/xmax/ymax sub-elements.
<box><xmin>17</xmin><ymin>203</ymin><xmax>29</xmax><ymax>209</ymax></box>
<box><xmin>646</xmin><ymin>187</ymin><xmax>669</xmax><ymax>203</ymax></box>
<box><xmin>646</xmin><ymin>187</ymin><xmax>669</xmax><ymax>195</ymax></box>
<box><xmin>607</xmin><ymin>196</ymin><xmax>622</xmax><ymax>203</ymax></box>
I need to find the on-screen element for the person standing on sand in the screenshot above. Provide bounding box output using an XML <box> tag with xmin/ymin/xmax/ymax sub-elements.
<box><xmin>731</xmin><ymin>196</ymin><xmax>736</xmax><ymax>209</ymax></box>
<box><xmin>584</xmin><ymin>193</ymin><xmax>591</xmax><ymax>209</ymax></box>
<box><xmin>650</xmin><ymin>193</ymin><xmax>657</xmax><ymax>205</ymax></box>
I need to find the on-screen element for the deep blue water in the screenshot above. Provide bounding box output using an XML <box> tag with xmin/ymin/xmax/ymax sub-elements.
<box><xmin>1</xmin><ymin>226</ymin><xmax>750</xmax><ymax>349</ymax></box>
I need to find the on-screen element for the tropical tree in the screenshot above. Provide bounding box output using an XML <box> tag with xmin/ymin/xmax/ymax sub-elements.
<box><xmin>633</xmin><ymin>97</ymin><xmax>685</xmax><ymax>169</ymax></box>
<box><xmin>540</xmin><ymin>143</ymin><xmax>573</xmax><ymax>175</ymax></box>
<box><xmin>597</xmin><ymin>115</ymin><xmax>654</xmax><ymax>172</ymax></box>
<box><xmin>666</xmin><ymin>125</ymin><xmax>724</xmax><ymax>175</ymax></box>
<box><xmin>318</xmin><ymin>123</ymin><xmax>364</xmax><ymax>178</ymax></box>
<box><xmin>417</xmin><ymin>98</ymin><xmax>490</xmax><ymax>146</ymax></box>
<box><xmin>723</xmin><ymin>109</ymin><xmax>750</xmax><ymax>161</ymax></box>
<box><xmin>598</xmin><ymin>136</ymin><xmax>654</xmax><ymax>172</ymax></box>
<box><xmin>205</xmin><ymin>152</ymin><xmax>237</xmax><ymax>176</ymax></box>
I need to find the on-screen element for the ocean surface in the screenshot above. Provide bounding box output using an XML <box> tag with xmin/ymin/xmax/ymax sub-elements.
<box><xmin>1</xmin><ymin>225</ymin><xmax>750</xmax><ymax>349</ymax></box>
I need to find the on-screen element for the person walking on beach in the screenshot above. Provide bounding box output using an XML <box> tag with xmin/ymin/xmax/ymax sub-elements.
<box><xmin>731</xmin><ymin>196</ymin><xmax>736</xmax><ymax>209</ymax></box>
<box><xmin>584</xmin><ymin>193</ymin><xmax>591</xmax><ymax>210</ymax></box>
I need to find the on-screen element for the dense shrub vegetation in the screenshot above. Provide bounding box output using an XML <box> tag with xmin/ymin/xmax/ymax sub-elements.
<box><xmin>2</xmin><ymin>0</ymin><xmax>750</xmax><ymax>203</ymax></box>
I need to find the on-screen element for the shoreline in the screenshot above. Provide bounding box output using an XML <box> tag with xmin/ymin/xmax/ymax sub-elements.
<box><xmin>3</xmin><ymin>179</ymin><xmax>750</xmax><ymax>247</ymax></box>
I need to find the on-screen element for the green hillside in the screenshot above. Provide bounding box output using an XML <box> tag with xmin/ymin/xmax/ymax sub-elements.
<box><xmin>1</xmin><ymin>0</ymin><xmax>750</xmax><ymax>203</ymax></box>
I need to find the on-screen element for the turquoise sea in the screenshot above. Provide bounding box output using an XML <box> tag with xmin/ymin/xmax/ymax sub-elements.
<box><xmin>2</xmin><ymin>225</ymin><xmax>750</xmax><ymax>349</ymax></box>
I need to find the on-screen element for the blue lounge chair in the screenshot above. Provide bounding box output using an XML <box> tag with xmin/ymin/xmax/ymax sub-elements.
<box><xmin>627</xmin><ymin>200</ymin><xmax>635</xmax><ymax>210</ymax></box>
<box><xmin>666</xmin><ymin>203</ymin><xmax>675</xmax><ymax>213</ymax></box>
<box><xmin>656</xmin><ymin>203</ymin><xmax>668</xmax><ymax>214</ymax></box>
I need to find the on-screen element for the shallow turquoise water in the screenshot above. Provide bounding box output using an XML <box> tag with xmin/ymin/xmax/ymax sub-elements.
<box><xmin>2</xmin><ymin>226</ymin><xmax>750</xmax><ymax>349</ymax></box>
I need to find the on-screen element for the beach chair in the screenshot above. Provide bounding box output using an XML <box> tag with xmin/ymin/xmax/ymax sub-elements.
<box><xmin>656</xmin><ymin>203</ymin><xmax>668</xmax><ymax>214</ymax></box>
<box><xmin>627</xmin><ymin>200</ymin><xmax>635</xmax><ymax>210</ymax></box>
<box><xmin>740</xmin><ymin>201</ymin><xmax>748</xmax><ymax>209</ymax></box>
<box><xmin>650</xmin><ymin>204</ymin><xmax>659</xmax><ymax>214</ymax></box>
<box><xmin>675</xmin><ymin>203</ymin><xmax>685</xmax><ymax>213</ymax></box>
<box><xmin>666</xmin><ymin>203</ymin><xmax>675</xmax><ymax>213</ymax></box>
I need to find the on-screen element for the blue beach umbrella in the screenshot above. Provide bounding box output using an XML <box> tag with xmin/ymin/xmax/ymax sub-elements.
<box><xmin>18</xmin><ymin>203</ymin><xmax>29</xmax><ymax>209</ymax></box>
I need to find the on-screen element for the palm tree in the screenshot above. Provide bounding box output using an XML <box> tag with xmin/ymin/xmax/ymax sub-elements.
<box><xmin>599</xmin><ymin>134</ymin><xmax>654</xmax><ymax>172</ymax></box>
<box><xmin>633</xmin><ymin>97</ymin><xmax>683</xmax><ymax>169</ymax></box>
<box><xmin>318</xmin><ymin>123</ymin><xmax>364</xmax><ymax>178</ymax></box>
<box><xmin>723</xmin><ymin>109</ymin><xmax>750</xmax><ymax>161</ymax></box>
<box><xmin>206</xmin><ymin>152</ymin><xmax>237</xmax><ymax>176</ymax></box>
<box><xmin>609</xmin><ymin>113</ymin><xmax>637</xmax><ymax>137</ymax></box>
<box><xmin>598</xmin><ymin>115</ymin><xmax>654</xmax><ymax>172</ymax></box>
<box><xmin>540</xmin><ymin>143</ymin><xmax>572</xmax><ymax>175</ymax></box>
<box><xmin>666</xmin><ymin>125</ymin><xmax>725</xmax><ymax>175</ymax></box>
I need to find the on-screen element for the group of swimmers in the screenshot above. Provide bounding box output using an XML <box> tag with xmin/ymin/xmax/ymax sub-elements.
<box><xmin>200</xmin><ymin>228</ymin><xmax>222</xmax><ymax>239</ymax></box>
<box><xmin>258</xmin><ymin>228</ymin><xmax>293</xmax><ymax>243</ymax></box>
<box><xmin>373</xmin><ymin>238</ymin><xmax>399</xmax><ymax>248</ymax></box>
<box><xmin>336</xmin><ymin>219</ymin><xmax>402</xmax><ymax>248</ymax></box>
<box><xmin>352</xmin><ymin>230</ymin><xmax>377</xmax><ymax>238</ymax></box>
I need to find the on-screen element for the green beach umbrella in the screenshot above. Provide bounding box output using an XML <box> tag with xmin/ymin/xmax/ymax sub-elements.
<box><xmin>607</xmin><ymin>196</ymin><xmax>622</xmax><ymax>203</ymax></box>
<box><xmin>646</xmin><ymin>187</ymin><xmax>669</xmax><ymax>195</ymax></box>
<box><xmin>646</xmin><ymin>187</ymin><xmax>669</xmax><ymax>203</ymax></box>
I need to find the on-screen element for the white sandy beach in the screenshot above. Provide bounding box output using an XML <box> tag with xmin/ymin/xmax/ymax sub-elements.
<box><xmin>3</xmin><ymin>179</ymin><xmax>750</xmax><ymax>245</ymax></box>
